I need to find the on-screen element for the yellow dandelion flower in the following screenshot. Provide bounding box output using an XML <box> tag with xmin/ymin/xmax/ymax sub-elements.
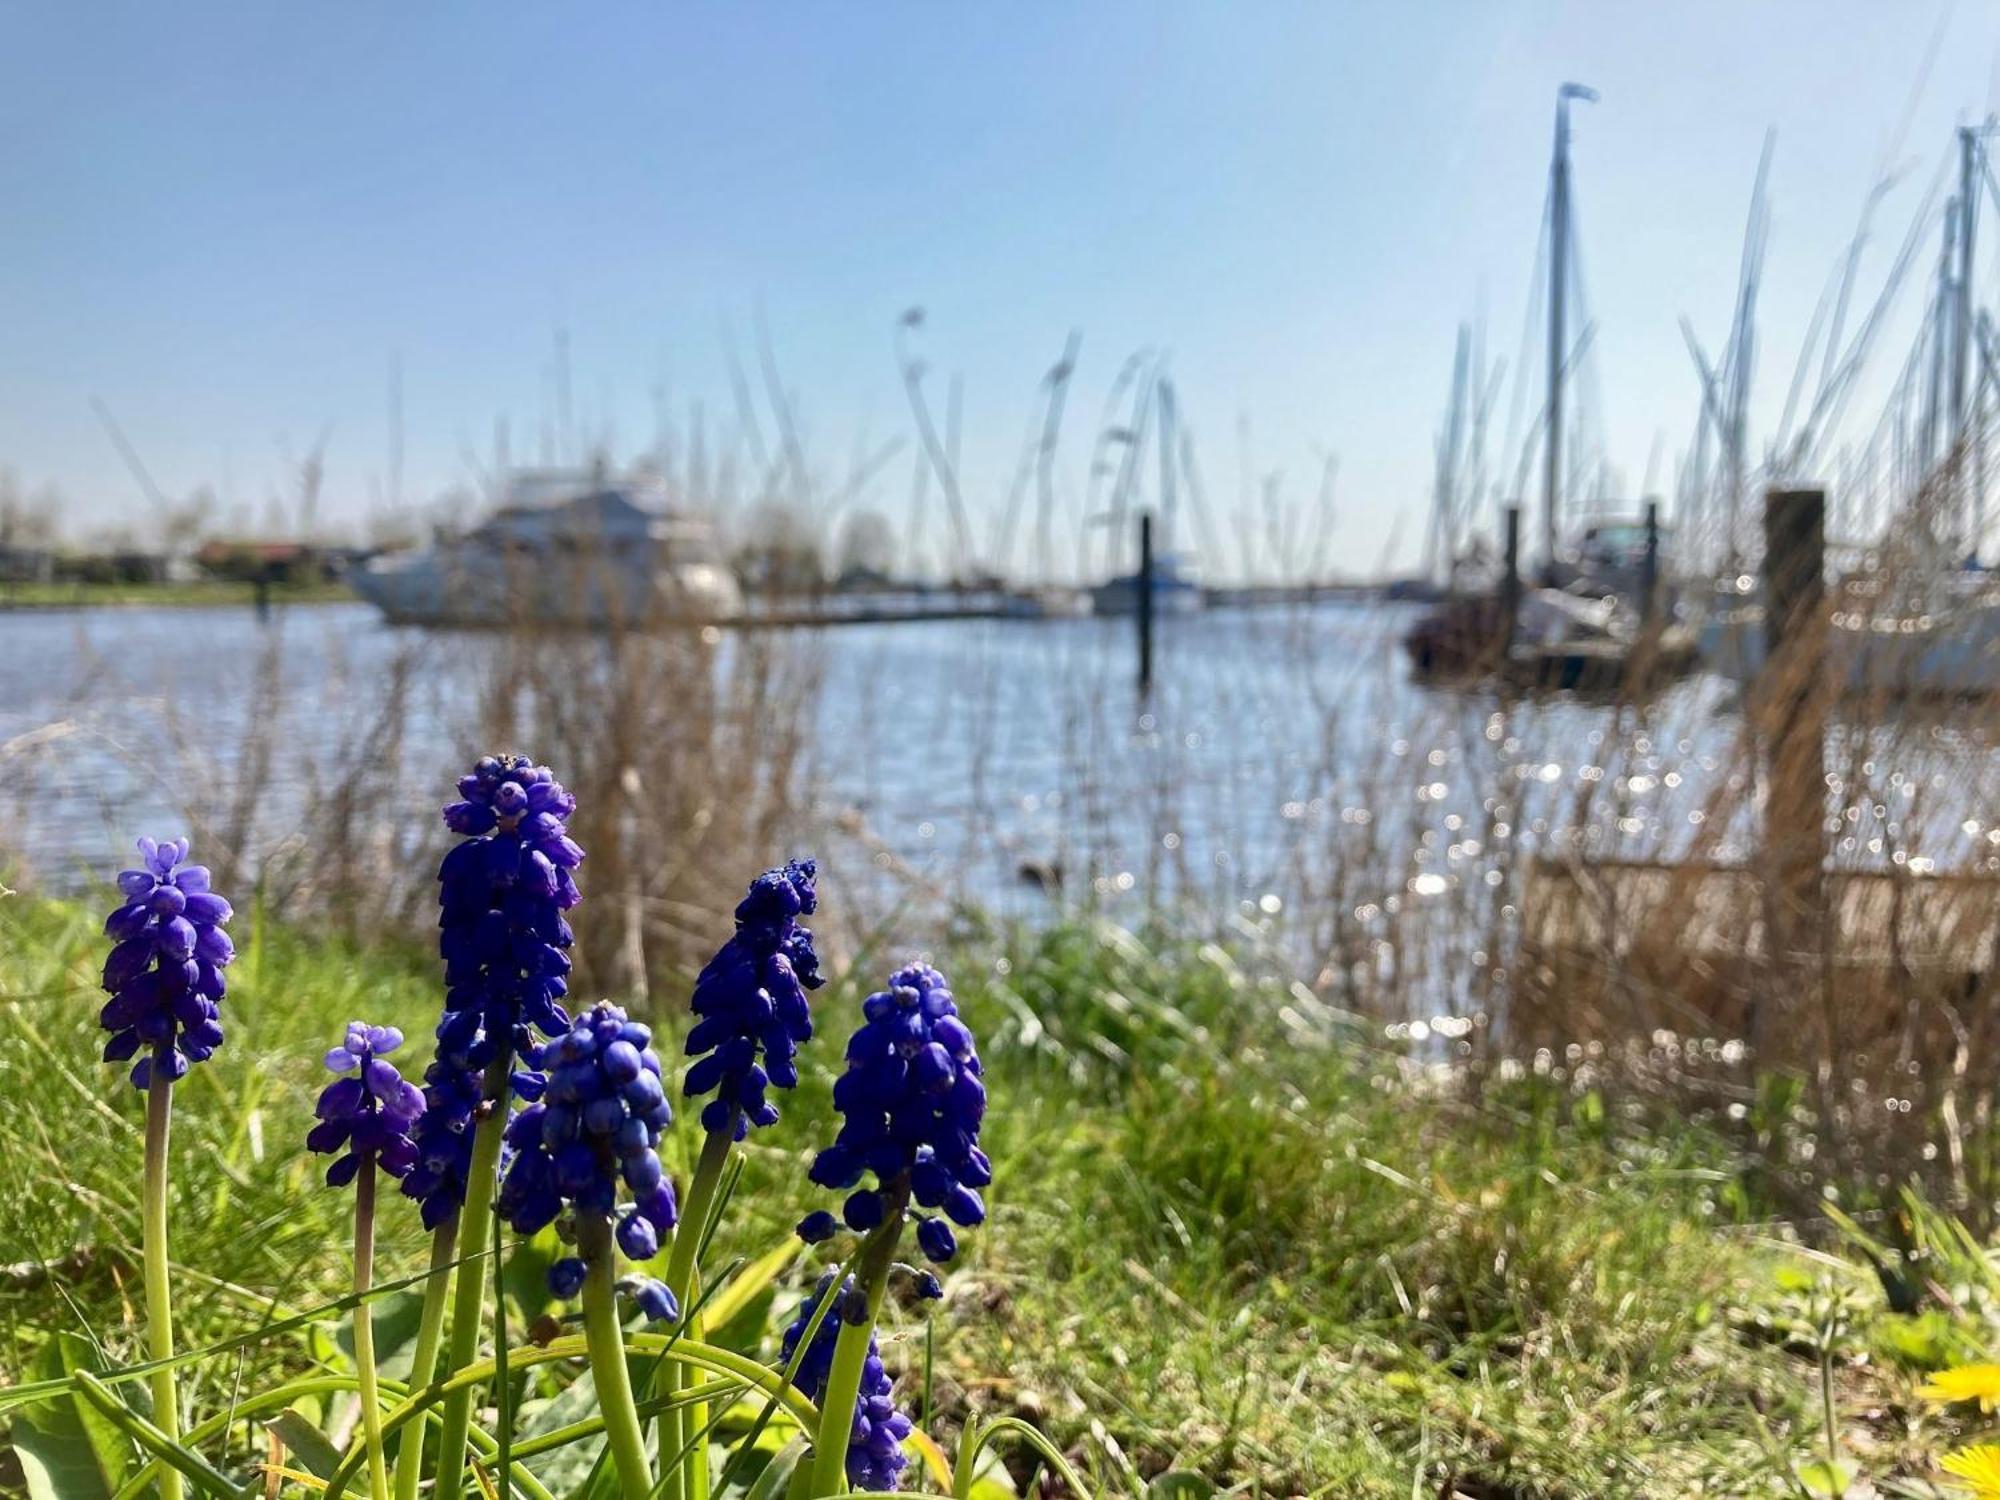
<box><xmin>1942</xmin><ymin>1444</ymin><xmax>2000</xmax><ymax>1496</ymax></box>
<box><xmin>1921</xmin><ymin>1365</ymin><xmax>2000</xmax><ymax>1411</ymax></box>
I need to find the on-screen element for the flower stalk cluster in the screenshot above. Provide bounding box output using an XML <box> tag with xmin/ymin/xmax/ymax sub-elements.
<box><xmin>102</xmin><ymin>836</ymin><xmax>234</xmax><ymax>1500</ymax></box>
<box><xmin>498</xmin><ymin>1001</ymin><xmax>674</xmax><ymax>1494</ymax></box>
<box><xmin>310</xmin><ymin>1023</ymin><xmax>424</xmax><ymax>1500</ymax></box>
<box><xmin>427</xmin><ymin>754</ymin><xmax>587</xmax><ymax>1500</ymax></box>
<box><xmin>801</xmin><ymin>960</ymin><xmax>989</xmax><ymax>1495</ymax></box>
<box><xmin>85</xmin><ymin>766</ymin><xmax>986</xmax><ymax>1500</ymax></box>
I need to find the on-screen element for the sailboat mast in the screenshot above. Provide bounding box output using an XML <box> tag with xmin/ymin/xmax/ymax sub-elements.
<box><xmin>1544</xmin><ymin>84</ymin><xmax>1596</xmax><ymax>571</ymax></box>
<box><xmin>1954</xmin><ymin>125</ymin><xmax>1981</xmax><ymax>557</ymax></box>
<box><xmin>1954</xmin><ymin>128</ymin><xmax>1978</xmax><ymax>442</ymax></box>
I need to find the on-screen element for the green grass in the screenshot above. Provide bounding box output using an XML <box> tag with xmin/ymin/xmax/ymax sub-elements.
<box><xmin>0</xmin><ymin>892</ymin><xmax>1991</xmax><ymax>1496</ymax></box>
<box><xmin>0</xmin><ymin>578</ymin><xmax>354</xmax><ymax>610</ymax></box>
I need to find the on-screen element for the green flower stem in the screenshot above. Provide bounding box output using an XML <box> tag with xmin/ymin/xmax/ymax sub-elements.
<box><xmin>656</xmin><ymin>1128</ymin><xmax>734</xmax><ymax>1500</ymax></box>
<box><xmin>353</xmin><ymin>1162</ymin><xmax>391</xmax><ymax>1500</ymax></box>
<box><xmin>391</xmin><ymin>1218</ymin><xmax>460</xmax><ymax>1500</ymax></box>
<box><xmin>431</xmin><ymin>1056</ymin><xmax>513</xmax><ymax>1500</ymax></box>
<box><xmin>578</xmin><ymin>1213</ymin><xmax>654</xmax><ymax>1497</ymax></box>
<box><xmin>806</xmin><ymin>1195</ymin><xmax>908</xmax><ymax>1499</ymax></box>
<box><xmin>142</xmin><ymin>1068</ymin><xmax>185</xmax><ymax>1500</ymax></box>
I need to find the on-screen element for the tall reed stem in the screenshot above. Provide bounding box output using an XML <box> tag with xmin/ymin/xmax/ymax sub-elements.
<box><xmin>806</xmin><ymin>1209</ymin><xmax>903</xmax><ymax>1499</ymax></box>
<box><xmin>579</xmin><ymin>1213</ymin><xmax>654</xmax><ymax>1497</ymax></box>
<box><xmin>432</xmin><ymin>1058</ymin><xmax>512</xmax><ymax>1500</ymax></box>
<box><xmin>142</xmin><ymin>1070</ymin><xmax>184</xmax><ymax>1500</ymax></box>
<box><xmin>656</xmin><ymin>1128</ymin><xmax>733</xmax><ymax>1500</ymax></box>
<box><xmin>391</xmin><ymin>1219</ymin><xmax>459</xmax><ymax>1500</ymax></box>
<box><xmin>353</xmin><ymin>1163</ymin><xmax>390</xmax><ymax>1500</ymax></box>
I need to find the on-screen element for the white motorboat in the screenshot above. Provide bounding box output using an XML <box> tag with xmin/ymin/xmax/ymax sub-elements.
<box><xmin>353</xmin><ymin>470</ymin><xmax>741</xmax><ymax>628</ymax></box>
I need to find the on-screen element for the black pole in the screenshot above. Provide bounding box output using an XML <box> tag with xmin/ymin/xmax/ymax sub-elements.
<box><xmin>1757</xmin><ymin>486</ymin><xmax>1828</xmax><ymax>1050</ymax></box>
<box><xmin>1641</xmin><ymin>497</ymin><xmax>1660</xmax><ymax>624</ymax></box>
<box><xmin>1137</xmin><ymin>511</ymin><xmax>1155</xmax><ymax>694</ymax></box>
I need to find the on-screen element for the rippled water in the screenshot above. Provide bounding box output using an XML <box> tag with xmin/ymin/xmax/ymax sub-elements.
<box><xmin>5</xmin><ymin>599</ymin><xmax>1995</xmax><ymax>959</ymax></box>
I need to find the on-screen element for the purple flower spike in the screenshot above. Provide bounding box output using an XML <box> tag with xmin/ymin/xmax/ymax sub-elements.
<box><xmin>433</xmin><ymin>755</ymin><xmax>584</xmax><ymax>1073</ymax></box>
<box><xmin>683</xmin><ymin>860</ymin><xmax>822</xmax><ymax>1140</ymax></box>
<box><xmin>99</xmin><ymin>836</ymin><xmax>235</xmax><ymax>1090</ymax></box>
<box><xmin>495</xmin><ymin>1002</ymin><xmax>679</xmax><ymax>1304</ymax></box>
<box><xmin>308</xmin><ymin>1021</ymin><xmax>423</xmax><ymax>1189</ymax></box>
<box><xmin>807</xmin><ymin>963</ymin><xmax>989</xmax><ymax>1266</ymax></box>
<box><xmin>405</xmin><ymin>755</ymin><xmax>584</xmax><ymax>1227</ymax></box>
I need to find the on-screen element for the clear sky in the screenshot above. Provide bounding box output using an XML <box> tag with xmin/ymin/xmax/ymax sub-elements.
<box><xmin>2</xmin><ymin>2</ymin><xmax>1996</xmax><ymax>577</ymax></box>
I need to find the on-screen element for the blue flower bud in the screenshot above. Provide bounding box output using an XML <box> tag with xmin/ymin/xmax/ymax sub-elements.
<box><xmin>616</xmin><ymin>1211</ymin><xmax>659</xmax><ymax>1261</ymax></box>
<box><xmin>795</xmin><ymin>1210</ymin><xmax>838</xmax><ymax>1244</ymax></box>
<box><xmin>631</xmin><ymin>1278</ymin><xmax>679</xmax><ymax>1323</ymax></box>
<box><xmin>916</xmin><ymin>1216</ymin><xmax>956</xmax><ymax>1264</ymax></box>
<box><xmin>549</xmin><ymin>1258</ymin><xmax>587</xmax><ymax>1299</ymax></box>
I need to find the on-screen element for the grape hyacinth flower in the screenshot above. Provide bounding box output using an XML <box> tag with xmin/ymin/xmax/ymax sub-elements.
<box><xmin>807</xmin><ymin>962</ymin><xmax>990</xmax><ymax>1265</ymax></box>
<box><xmin>99</xmin><ymin>836</ymin><xmax>234</xmax><ymax>1090</ymax></box>
<box><xmin>435</xmin><ymin>755</ymin><xmax>585</xmax><ymax>1071</ymax></box>
<box><xmin>399</xmin><ymin>1056</ymin><xmax>484</xmax><ymax>1230</ymax></box>
<box><xmin>683</xmin><ymin>859</ymin><xmax>823</xmax><ymax>1138</ymax></box>
<box><xmin>780</xmin><ymin>1272</ymin><xmax>912</xmax><ymax>1492</ymax></box>
<box><xmin>495</xmin><ymin>1001</ymin><xmax>679</xmax><ymax>1283</ymax></box>
<box><xmin>429</xmin><ymin>754</ymin><xmax>585</xmax><ymax>1500</ymax></box>
<box><xmin>101</xmin><ymin>836</ymin><xmax>233</xmax><ymax>1500</ymax></box>
<box><xmin>493</xmin><ymin>1001</ymin><xmax>669</xmax><ymax>1495</ymax></box>
<box><xmin>655</xmin><ymin>858</ymin><xmax>824</xmax><ymax>1488</ymax></box>
<box><xmin>801</xmin><ymin>961</ymin><xmax>988</xmax><ymax>1496</ymax></box>
<box><xmin>308</xmin><ymin>1022</ymin><xmax>424</xmax><ymax>1187</ymax></box>
<box><xmin>311</xmin><ymin>1023</ymin><xmax>424</xmax><ymax>1500</ymax></box>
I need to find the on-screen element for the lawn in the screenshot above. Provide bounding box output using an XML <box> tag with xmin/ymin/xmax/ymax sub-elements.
<box><xmin>0</xmin><ymin>890</ymin><xmax>1989</xmax><ymax>1497</ymax></box>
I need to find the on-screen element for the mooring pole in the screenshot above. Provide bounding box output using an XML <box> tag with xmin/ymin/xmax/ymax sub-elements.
<box><xmin>1757</xmin><ymin>487</ymin><xmax>1829</xmax><ymax>1048</ymax></box>
<box><xmin>1640</xmin><ymin>498</ymin><xmax>1661</xmax><ymax>626</ymax></box>
<box><xmin>1500</xmin><ymin>505</ymin><xmax>1522</xmax><ymax>661</ymax></box>
<box><xmin>1137</xmin><ymin>510</ymin><xmax>1155</xmax><ymax>695</ymax></box>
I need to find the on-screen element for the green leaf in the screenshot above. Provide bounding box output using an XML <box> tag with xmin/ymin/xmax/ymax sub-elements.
<box><xmin>737</xmin><ymin>1435</ymin><xmax>806</xmax><ymax>1500</ymax></box>
<box><xmin>333</xmin><ymin>1287</ymin><xmax>428</xmax><ymax>1384</ymax></box>
<box><xmin>266</xmin><ymin>1409</ymin><xmax>342</xmax><ymax>1481</ymax></box>
<box><xmin>14</xmin><ymin>1336</ymin><xmax>128</xmax><ymax>1500</ymax></box>
<box><xmin>1144</xmin><ymin>1474</ymin><xmax>1216</xmax><ymax>1500</ymax></box>
<box><xmin>504</xmin><ymin>1222</ymin><xmax>564</xmax><ymax>1325</ymax></box>
<box><xmin>515</xmin><ymin>1367</ymin><xmax>609</xmax><ymax>1496</ymax></box>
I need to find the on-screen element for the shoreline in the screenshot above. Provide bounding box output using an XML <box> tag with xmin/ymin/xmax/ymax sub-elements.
<box><xmin>0</xmin><ymin>583</ymin><xmax>357</xmax><ymax>612</ymax></box>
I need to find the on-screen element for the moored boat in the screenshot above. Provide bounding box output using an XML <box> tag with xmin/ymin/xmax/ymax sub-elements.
<box><xmin>353</xmin><ymin>470</ymin><xmax>740</xmax><ymax>628</ymax></box>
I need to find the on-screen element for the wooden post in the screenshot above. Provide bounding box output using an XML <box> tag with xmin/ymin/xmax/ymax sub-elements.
<box><xmin>1137</xmin><ymin>511</ymin><xmax>1155</xmax><ymax>694</ymax></box>
<box><xmin>1758</xmin><ymin>487</ymin><xmax>1828</xmax><ymax>1044</ymax></box>
<box><xmin>1500</xmin><ymin>505</ymin><xmax>1522</xmax><ymax>660</ymax></box>
<box><xmin>1640</xmin><ymin>498</ymin><xmax>1660</xmax><ymax>625</ymax></box>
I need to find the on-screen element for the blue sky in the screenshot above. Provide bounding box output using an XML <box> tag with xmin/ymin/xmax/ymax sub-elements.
<box><xmin>2</xmin><ymin>3</ymin><xmax>1996</xmax><ymax>576</ymax></box>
